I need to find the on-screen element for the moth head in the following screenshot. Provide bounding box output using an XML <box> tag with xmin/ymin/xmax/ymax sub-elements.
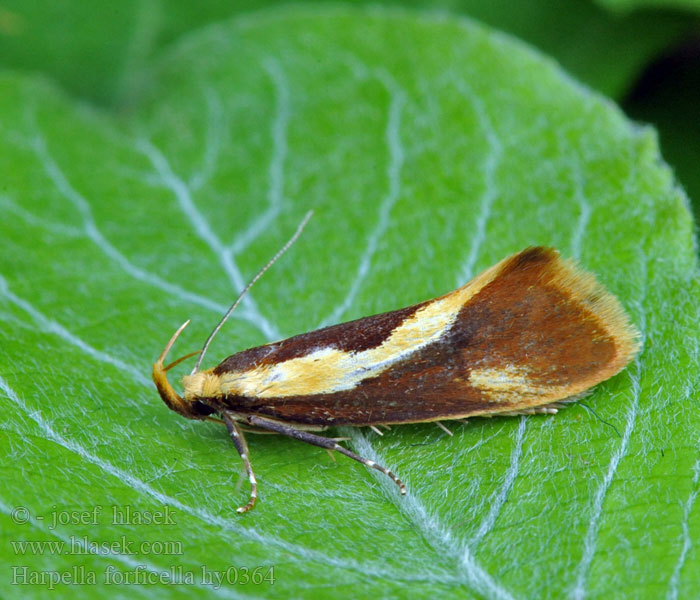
<box><xmin>152</xmin><ymin>320</ymin><xmax>213</xmax><ymax>420</ymax></box>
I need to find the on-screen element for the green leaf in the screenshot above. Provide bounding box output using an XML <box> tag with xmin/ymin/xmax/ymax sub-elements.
<box><xmin>596</xmin><ymin>0</ymin><xmax>700</xmax><ymax>13</ymax></box>
<box><xmin>428</xmin><ymin>0</ymin><xmax>693</xmax><ymax>98</ymax></box>
<box><xmin>1</xmin><ymin>6</ymin><xmax>698</xmax><ymax>598</ymax></box>
<box><xmin>0</xmin><ymin>0</ymin><xmax>691</xmax><ymax>103</ymax></box>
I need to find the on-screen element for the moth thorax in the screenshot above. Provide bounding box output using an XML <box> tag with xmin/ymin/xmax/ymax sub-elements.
<box><xmin>182</xmin><ymin>371</ymin><xmax>223</xmax><ymax>401</ymax></box>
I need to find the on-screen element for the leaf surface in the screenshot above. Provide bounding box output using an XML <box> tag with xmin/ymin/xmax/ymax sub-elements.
<box><xmin>1</xmin><ymin>7</ymin><xmax>698</xmax><ymax>599</ymax></box>
<box><xmin>0</xmin><ymin>0</ymin><xmax>691</xmax><ymax>103</ymax></box>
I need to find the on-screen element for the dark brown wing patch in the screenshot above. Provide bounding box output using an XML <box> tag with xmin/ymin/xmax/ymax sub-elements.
<box><xmin>214</xmin><ymin>302</ymin><xmax>426</xmax><ymax>374</ymax></box>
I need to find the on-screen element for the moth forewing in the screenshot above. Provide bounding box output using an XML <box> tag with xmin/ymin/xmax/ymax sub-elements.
<box><xmin>153</xmin><ymin>246</ymin><xmax>640</xmax><ymax>512</ymax></box>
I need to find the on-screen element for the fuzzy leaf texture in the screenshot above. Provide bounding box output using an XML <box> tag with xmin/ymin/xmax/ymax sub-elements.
<box><xmin>0</xmin><ymin>6</ymin><xmax>698</xmax><ymax>600</ymax></box>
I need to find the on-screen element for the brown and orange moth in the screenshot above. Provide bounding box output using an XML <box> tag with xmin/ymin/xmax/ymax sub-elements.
<box><xmin>153</xmin><ymin>218</ymin><xmax>640</xmax><ymax>513</ymax></box>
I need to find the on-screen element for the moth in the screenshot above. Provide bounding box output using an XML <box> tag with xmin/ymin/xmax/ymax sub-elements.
<box><xmin>153</xmin><ymin>218</ymin><xmax>640</xmax><ymax>513</ymax></box>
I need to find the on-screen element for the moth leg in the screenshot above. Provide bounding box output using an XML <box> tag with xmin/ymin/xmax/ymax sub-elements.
<box><xmin>247</xmin><ymin>415</ymin><xmax>406</xmax><ymax>495</ymax></box>
<box><xmin>498</xmin><ymin>401</ymin><xmax>572</xmax><ymax>417</ymax></box>
<box><xmin>435</xmin><ymin>421</ymin><xmax>454</xmax><ymax>436</ymax></box>
<box><xmin>221</xmin><ymin>412</ymin><xmax>258</xmax><ymax>513</ymax></box>
<box><xmin>236</xmin><ymin>425</ymin><xmax>278</xmax><ymax>435</ymax></box>
<box><xmin>498</xmin><ymin>407</ymin><xmax>558</xmax><ymax>416</ymax></box>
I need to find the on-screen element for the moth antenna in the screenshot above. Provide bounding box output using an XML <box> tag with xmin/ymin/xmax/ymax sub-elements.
<box><xmin>192</xmin><ymin>210</ymin><xmax>314</xmax><ymax>374</ymax></box>
<box><xmin>164</xmin><ymin>350</ymin><xmax>201</xmax><ymax>372</ymax></box>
